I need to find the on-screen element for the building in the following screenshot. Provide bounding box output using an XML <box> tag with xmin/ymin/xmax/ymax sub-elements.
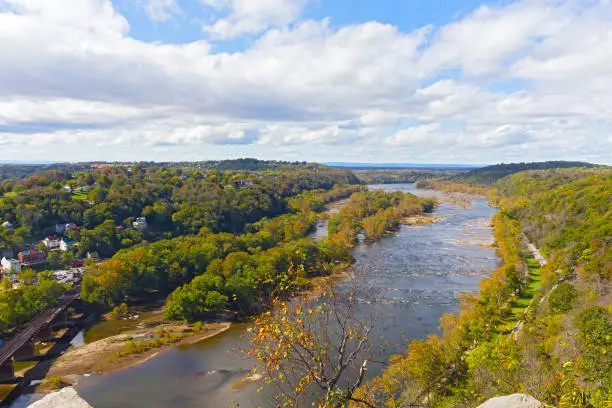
<box><xmin>0</xmin><ymin>248</ymin><xmax>14</xmax><ymax>259</ymax></box>
<box><xmin>1</xmin><ymin>221</ymin><xmax>13</xmax><ymax>229</ymax></box>
<box><xmin>133</xmin><ymin>217</ymin><xmax>148</xmax><ymax>230</ymax></box>
<box><xmin>18</xmin><ymin>250</ymin><xmax>47</xmax><ymax>265</ymax></box>
<box><xmin>72</xmin><ymin>259</ymin><xmax>85</xmax><ymax>268</ymax></box>
<box><xmin>63</xmin><ymin>185</ymin><xmax>72</xmax><ymax>192</ymax></box>
<box><xmin>1</xmin><ymin>257</ymin><xmax>21</xmax><ymax>274</ymax></box>
<box><xmin>60</xmin><ymin>238</ymin><xmax>76</xmax><ymax>251</ymax></box>
<box><xmin>55</xmin><ymin>223</ymin><xmax>77</xmax><ymax>234</ymax></box>
<box><xmin>86</xmin><ymin>251</ymin><xmax>100</xmax><ymax>261</ymax></box>
<box><xmin>235</xmin><ymin>179</ymin><xmax>254</xmax><ymax>188</ymax></box>
<box><xmin>42</xmin><ymin>235</ymin><xmax>61</xmax><ymax>249</ymax></box>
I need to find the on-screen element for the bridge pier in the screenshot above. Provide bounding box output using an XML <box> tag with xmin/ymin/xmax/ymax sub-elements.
<box><xmin>35</xmin><ymin>325</ymin><xmax>53</xmax><ymax>341</ymax></box>
<box><xmin>13</xmin><ymin>341</ymin><xmax>35</xmax><ymax>362</ymax></box>
<box><xmin>56</xmin><ymin>308</ymin><xmax>69</xmax><ymax>324</ymax></box>
<box><xmin>0</xmin><ymin>359</ymin><xmax>15</xmax><ymax>383</ymax></box>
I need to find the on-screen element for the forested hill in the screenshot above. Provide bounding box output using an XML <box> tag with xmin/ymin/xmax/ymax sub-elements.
<box><xmin>0</xmin><ymin>159</ymin><xmax>361</xmax><ymax>184</ymax></box>
<box><xmin>0</xmin><ymin>163</ymin><xmax>364</xmax><ymax>333</ymax></box>
<box><xmin>451</xmin><ymin>161</ymin><xmax>601</xmax><ymax>185</ymax></box>
<box><xmin>0</xmin><ymin>162</ymin><xmax>360</xmax><ymax>254</ymax></box>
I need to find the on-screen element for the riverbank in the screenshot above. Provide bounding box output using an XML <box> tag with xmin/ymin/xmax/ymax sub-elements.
<box><xmin>41</xmin><ymin>321</ymin><xmax>231</xmax><ymax>389</ymax></box>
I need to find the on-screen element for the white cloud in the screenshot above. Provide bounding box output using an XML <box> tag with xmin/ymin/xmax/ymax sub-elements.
<box><xmin>419</xmin><ymin>0</ymin><xmax>566</xmax><ymax>76</ymax></box>
<box><xmin>0</xmin><ymin>97</ymin><xmax>156</xmax><ymax>125</ymax></box>
<box><xmin>1</xmin><ymin>0</ymin><xmax>129</xmax><ymax>34</ymax></box>
<box><xmin>0</xmin><ymin>0</ymin><xmax>611</xmax><ymax>164</ymax></box>
<box><xmin>511</xmin><ymin>1</ymin><xmax>612</xmax><ymax>91</ymax></box>
<box><xmin>141</xmin><ymin>0</ymin><xmax>181</xmax><ymax>23</ymax></box>
<box><xmin>201</xmin><ymin>0</ymin><xmax>310</xmax><ymax>39</ymax></box>
<box><xmin>387</xmin><ymin>124</ymin><xmax>446</xmax><ymax>146</ymax></box>
<box><xmin>260</xmin><ymin>124</ymin><xmax>372</xmax><ymax>145</ymax></box>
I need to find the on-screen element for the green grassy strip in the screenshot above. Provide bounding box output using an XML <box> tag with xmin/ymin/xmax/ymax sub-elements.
<box><xmin>497</xmin><ymin>253</ymin><xmax>543</xmax><ymax>333</ymax></box>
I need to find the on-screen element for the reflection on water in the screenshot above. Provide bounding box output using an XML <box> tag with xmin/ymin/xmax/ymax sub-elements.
<box><xmin>69</xmin><ymin>330</ymin><xmax>85</xmax><ymax>347</ymax></box>
<box><xmin>75</xmin><ymin>184</ymin><xmax>499</xmax><ymax>408</ymax></box>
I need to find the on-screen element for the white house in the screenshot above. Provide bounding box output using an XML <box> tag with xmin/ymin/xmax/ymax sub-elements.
<box><xmin>1</xmin><ymin>221</ymin><xmax>12</xmax><ymax>229</ymax></box>
<box><xmin>1</xmin><ymin>257</ymin><xmax>21</xmax><ymax>274</ymax></box>
<box><xmin>60</xmin><ymin>238</ymin><xmax>76</xmax><ymax>251</ymax></box>
<box><xmin>86</xmin><ymin>251</ymin><xmax>100</xmax><ymax>261</ymax></box>
<box><xmin>133</xmin><ymin>217</ymin><xmax>148</xmax><ymax>230</ymax></box>
<box><xmin>235</xmin><ymin>179</ymin><xmax>254</xmax><ymax>188</ymax></box>
<box><xmin>42</xmin><ymin>235</ymin><xmax>61</xmax><ymax>249</ymax></box>
<box><xmin>55</xmin><ymin>223</ymin><xmax>77</xmax><ymax>234</ymax></box>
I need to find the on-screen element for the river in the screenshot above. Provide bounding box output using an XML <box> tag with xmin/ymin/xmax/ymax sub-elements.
<box><xmin>15</xmin><ymin>184</ymin><xmax>500</xmax><ymax>408</ymax></box>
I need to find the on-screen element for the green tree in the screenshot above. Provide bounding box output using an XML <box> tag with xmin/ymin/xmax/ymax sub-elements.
<box><xmin>548</xmin><ymin>282</ymin><xmax>577</xmax><ymax>313</ymax></box>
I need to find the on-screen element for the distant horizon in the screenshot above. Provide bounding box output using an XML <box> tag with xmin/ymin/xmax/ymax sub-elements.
<box><xmin>0</xmin><ymin>158</ymin><xmax>608</xmax><ymax>169</ymax></box>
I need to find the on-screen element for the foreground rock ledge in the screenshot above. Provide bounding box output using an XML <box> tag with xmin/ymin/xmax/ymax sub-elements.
<box><xmin>28</xmin><ymin>387</ymin><xmax>92</xmax><ymax>408</ymax></box>
<box><xmin>477</xmin><ymin>393</ymin><xmax>545</xmax><ymax>408</ymax></box>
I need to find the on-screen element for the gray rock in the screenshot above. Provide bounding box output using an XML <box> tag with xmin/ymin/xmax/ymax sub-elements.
<box><xmin>477</xmin><ymin>394</ymin><xmax>545</xmax><ymax>408</ymax></box>
<box><xmin>28</xmin><ymin>387</ymin><xmax>92</xmax><ymax>408</ymax></box>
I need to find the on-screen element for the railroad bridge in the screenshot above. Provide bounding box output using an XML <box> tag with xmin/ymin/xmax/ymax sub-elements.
<box><xmin>0</xmin><ymin>289</ymin><xmax>79</xmax><ymax>382</ymax></box>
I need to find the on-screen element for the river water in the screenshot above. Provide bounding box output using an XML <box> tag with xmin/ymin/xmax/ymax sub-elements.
<box><xmin>19</xmin><ymin>184</ymin><xmax>500</xmax><ymax>408</ymax></box>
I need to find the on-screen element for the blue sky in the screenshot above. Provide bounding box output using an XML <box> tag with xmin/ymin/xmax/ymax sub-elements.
<box><xmin>0</xmin><ymin>0</ymin><xmax>610</xmax><ymax>164</ymax></box>
<box><xmin>121</xmin><ymin>1</ymin><xmax>489</xmax><ymax>45</ymax></box>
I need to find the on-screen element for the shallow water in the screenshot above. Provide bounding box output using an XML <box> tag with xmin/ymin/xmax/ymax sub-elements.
<box><xmin>72</xmin><ymin>184</ymin><xmax>499</xmax><ymax>408</ymax></box>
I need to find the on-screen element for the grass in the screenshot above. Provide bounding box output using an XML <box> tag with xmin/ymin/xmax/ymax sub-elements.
<box><xmin>71</xmin><ymin>191</ymin><xmax>88</xmax><ymax>201</ymax></box>
<box><xmin>13</xmin><ymin>361</ymin><xmax>37</xmax><ymax>376</ymax></box>
<box><xmin>498</xmin><ymin>254</ymin><xmax>543</xmax><ymax>334</ymax></box>
<box><xmin>0</xmin><ymin>384</ymin><xmax>17</xmax><ymax>402</ymax></box>
<box><xmin>34</xmin><ymin>342</ymin><xmax>54</xmax><ymax>356</ymax></box>
<box><xmin>84</xmin><ymin>311</ymin><xmax>163</xmax><ymax>344</ymax></box>
<box><xmin>115</xmin><ymin>329</ymin><xmax>184</xmax><ymax>359</ymax></box>
<box><xmin>40</xmin><ymin>375</ymin><xmax>72</xmax><ymax>391</ymax></box>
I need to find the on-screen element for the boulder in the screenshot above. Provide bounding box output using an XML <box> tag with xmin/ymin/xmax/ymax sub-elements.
<box><xmin>28</xmin><ymin>387</ymin><xmax>92</xmax><ymax>408</ymax></box>
<box><xmin>477</xmin><ymin>394</ymin><xmax>545</xmax><ymax>408</ymax></box>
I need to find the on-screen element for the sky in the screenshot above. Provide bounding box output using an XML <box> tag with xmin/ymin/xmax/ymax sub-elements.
<box><xmin>0</xmin><ymin>0</ymin><xmax>611</xmax><ymax>164</ymax></box>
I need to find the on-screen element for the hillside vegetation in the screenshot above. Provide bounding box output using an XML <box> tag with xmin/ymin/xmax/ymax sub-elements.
<box><xmin>0</xmin><ymin>163</ymin><xmax>358</xmax><ymax>253</ymax></box>
<box><xmin>415</xmin><ymin>161</ymin><xmax>601</xmax><ymax>187</ymax></box>
<box><xmin>0</xmin><ymin>162</ymin><xmax>361</xmax><ymax>334</ymax></box>
<box><xmin>360</xmin><ymin>166</ymin><xmax>611</xmax><ymax>408</ymax></box>
<box><xmin>353</xmin><ymin>169</ymin><xmax>461</xmax><ymax>184</ymax></box>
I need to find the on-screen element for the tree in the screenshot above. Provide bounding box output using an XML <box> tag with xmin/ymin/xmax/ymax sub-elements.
<box><xmin>81</xmin><ymin>259</ymin><xmax>132</xmax><ymax>306</ymax></box>
<box><xmin>47</xmin><ymin>251</ymin><xmax>62</xmax><ymax>268</ymax></box>
<box><xmin>548</xmin><ymin>282</ymin><xmax>577</xmax><ymax>313</ymax></box>
<box><xmin>246</xmin><ymin>278</ymin><xmax>377</xmax><ymax>408</ymax></box>
<box><xmin>18</xmin><ymin>268</ymin><xmax>37</xmax><ymax>285</ymax></box>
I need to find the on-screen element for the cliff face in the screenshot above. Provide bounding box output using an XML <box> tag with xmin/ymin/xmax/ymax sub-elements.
<box><xmin>28</xmin><ymin>387</ymin><xmax>92</xmax><ymax>408</ymax></box>
<box><xmin>476</xmin><ymin>394</ymin><xmax>545</xmax><ymax>408</ymax></box>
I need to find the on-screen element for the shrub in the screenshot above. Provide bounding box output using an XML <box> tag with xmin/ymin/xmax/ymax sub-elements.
<box><xmin>42</xmin><ymin>375</ymin><xmax>67</xmax><ymax>390</ymax></box>
<box><xmin>109</xmin><ymin>303</ymin><xmax>129</xmax><ymax>319</ymax></box>
<box><xmin>573</xmin><ymin>306</ymin><xmax>611</xmax><ymax>381</ymax></box>
<box><xmin>548</xmin><ymin>282</ymin><xmax>577</xmax><ymax>313</ymax></box>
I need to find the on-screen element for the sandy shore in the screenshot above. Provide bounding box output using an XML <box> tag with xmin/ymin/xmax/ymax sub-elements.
<box><xmin>403</xmin><ymin>213</ymin><xmax>443</xmax><ymax>225</ymax></box>
<box><xmin>45</xmin><ymin>322</ymin><xmax>231</xmax><ymax>382</ymax></box>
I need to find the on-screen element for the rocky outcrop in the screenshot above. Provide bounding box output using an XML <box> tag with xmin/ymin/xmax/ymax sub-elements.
<box><xmin>28</xmin><ymin>387</ymin><xmax>92</xmax><ymax>408</ymax></box>
<box><xmin>477</xmin><ymin>393</ymin><xmax>545</xmax><ymax>408</ymax></box>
